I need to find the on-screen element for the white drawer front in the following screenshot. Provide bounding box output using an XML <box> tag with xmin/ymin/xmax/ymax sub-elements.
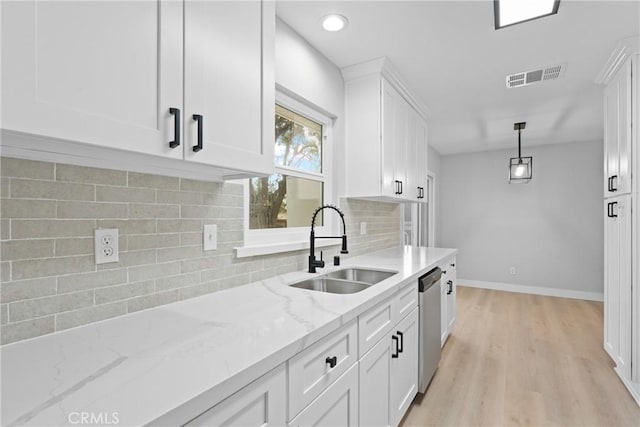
<box><xmin>395</xmin><ymin>281</ymin><xmax>418</xmax><ymax>321</ymax></box>
<box><xmin>358</xmin><ymin>296</ymin><xmax>396</xmax><ymax>357</ymax></box>
<box><xmin>288</xmin><ymin>320</ymin><xmax>358</xmax><ymax>420</ymax></box>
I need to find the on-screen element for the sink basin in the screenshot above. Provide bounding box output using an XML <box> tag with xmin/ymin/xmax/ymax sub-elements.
<box><xmin>324</xmin><ymin>268</ymin><xmax>397</xmax><ymax>284</ymax></box>
<box><xmin>289</xmin><ymin>277</ymin><xmax>371</xmax><ymax>294</ymax></box>
<box><xmin>288</xmin><ymin>268</ymin><xmax>398</xmax><ymax>294</ymax></box>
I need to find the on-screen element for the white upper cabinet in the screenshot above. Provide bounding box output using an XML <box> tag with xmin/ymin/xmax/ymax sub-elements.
<box><xmin>342</xmin><ymin>58</ymin><xmax>429</xmax><ymax>203</ymax></box>
<box><xmin>183</xmin><ymin>0</ymin><xmax>274</xmax><ymax>175</ymax></box>
<box><xmin>603</xmin><ymin>56</ymin><xmax>632</xmax><ymax>197</ymax></box>
<box><xmin>1</xmin><ymin>0</ymin><xmax>274</xmax><ymax>180</ymax></box>
<box><xmin>1</xmin><ymin>0</ymin><xmax>183</xmax><ymax>159</ymax></box>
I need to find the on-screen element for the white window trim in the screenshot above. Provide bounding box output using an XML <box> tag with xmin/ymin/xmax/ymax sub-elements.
<box><xmin>236</xmin><ymin>90</ymin><xmax>337</xmax><ymax>258</ymax></box>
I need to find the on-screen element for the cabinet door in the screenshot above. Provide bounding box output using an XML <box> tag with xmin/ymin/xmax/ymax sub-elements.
<box><xmin>604</xmin><ymin>196</ymin><xmax>632</xmax><ymax>378</ymax></box>
<box><xmin>603</xmin><ymin>59</ymin><xmax>632</xmax><ymax>197</ymax></box>
<box><xmin>406</xmin><ymin>109</ymin><xmax>418</xmax><ymax>201</ymax></box>
<box><xmin>359</xmin><ymin>334</ymin><xmax>392</xmax><ymax>427</ymax></box>
<box><xmin>381</xmin><ymin>79</ymin><xmax>399</xmax><ymax>198</ymax></box>
<box><xmin>441</xmin><ymin>279</ymin><xmax>449</xmax><ymax>347</ymax></box>
<box><xmin>289</xmin><ymin>363</ymin><xmax>359</xmax><ymax>427</ymax></box>
<box><xmin>447</xmin><ymin>274</ymin><xmax>457</xmax><ymax>332</ymax></box>
<box><xmin>1</xmin><ymin>0</ymin><xmax>183</xmax><ymax>159</ymax></box>
<box><xmin>415</xmin><ymin>116</ymin><xmax>428</xmax><ymax>203</ymax></box>
<box><xmin>390</xmin><ymin>308</ymin><xmax>419</xmax><ymax>427</ymax></box>
<box><xmin>183</xmin><ymin>0</ymin><xmax>274</xmax><ymax>175</ymax></box>
<box><xmin>185</xmin><ymin>364</ymin><xmax>286</xmax><ymax>426</ymax></box>
<box><xmin>394</xmin><ymin>95</ymin><xmax>409</xmax><ymax>200</ymax></box>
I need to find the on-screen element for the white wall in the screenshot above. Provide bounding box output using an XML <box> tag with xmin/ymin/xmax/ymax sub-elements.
<box><xmin>440</xmin><ymin>140</ymin><xmax>604</xmax><ymax>297</ymax></box>
<box><xmin>427</xmin><ymin>145</ymin><xmax>441</xmax><ymax>246</ymax></box>
<box><xmin>275</xmin><ymin>18</ymin><xmax>346</xmax><ymax>208</ymax></box>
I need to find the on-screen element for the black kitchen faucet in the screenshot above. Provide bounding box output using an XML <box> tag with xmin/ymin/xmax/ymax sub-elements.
<box><xmin>308</xmin><ymin>205</ymin><xmax>349</xmax><ymax>273</ymax></box>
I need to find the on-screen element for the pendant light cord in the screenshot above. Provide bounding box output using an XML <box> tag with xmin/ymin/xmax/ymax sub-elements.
<box><xmin>518</xmin><ymin>127</ymin><xmax>522</xmax><ymax>158</ymax></box>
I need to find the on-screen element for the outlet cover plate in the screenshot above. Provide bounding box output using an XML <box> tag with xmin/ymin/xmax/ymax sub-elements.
<box><xmin>204</xmin><ymin>224</ymin><xmax>217</xmax><ymax>251</ymax></box>
<box><xmin>95</xmin><ymin>228</ymin><xmax>119</xmax><ymax>264</ymax></box>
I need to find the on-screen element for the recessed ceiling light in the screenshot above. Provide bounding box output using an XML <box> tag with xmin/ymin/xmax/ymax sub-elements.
<box><xmin>494</xmin><ymin>0</ymin><xmax>560</xmax><ymax>29</ymax></box>
<box><xmin>322</xmin><ymin>14</ymin><xmax>349</xmax><ymax>32</ymax></box>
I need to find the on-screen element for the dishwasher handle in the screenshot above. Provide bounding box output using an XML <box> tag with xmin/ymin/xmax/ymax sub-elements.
<box><xmin>419</xmin><ymin>267</ymin><xmax>442</xmax><ymax>292</ymax></box>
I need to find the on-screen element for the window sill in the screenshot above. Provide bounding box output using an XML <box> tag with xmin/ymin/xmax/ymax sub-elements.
<box><xmin>235</xmin><ymin>239</ymin><xmax>340</xmax><ymax>258</ymax></box>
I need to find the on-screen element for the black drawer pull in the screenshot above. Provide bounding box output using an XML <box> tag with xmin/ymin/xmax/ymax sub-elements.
<box><xmin>325</xmin><ymin>356</ymin><xmax>337</xmax><ymax>368</ymax></box>
<box><xmin>392</xmin><ymin>335</ymin><xmax>399</xmax><ymax>358</ymax></box>
<box><xmin>610</xmin><ymin>175</ymin><xmax>618</xmax><ymax>192</ymax></box>
<box><xmin>169</xmin><ymin>107</ymin><xmax>180</xmax><ymax>149</ymax></box>
<box><xmin>397</xmin><ymin>331</ymin><xmax>404</xmax><ymax>353</ymax></box>
<box><xmin>192</xmin><ymin>114</ymin><xmax>203</xmax><ymax>152</ymax></box>
<box><xmin>447</xmin><ymin>280</ymin><xmax>453</xmax><ymax>295</ymax></box>
<box><xmin>609</xmin><ymin>201</ymin><xmax>618</xmax><ymax>218</ymax></box>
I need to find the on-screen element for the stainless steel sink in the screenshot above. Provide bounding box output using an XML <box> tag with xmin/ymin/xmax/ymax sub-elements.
<box><xmin>324</xmin><ymin>268</ymin><xmax>397</xmax><ymax>284</ymax></box>
<box><xmin>289</xmin><ymin>277</ymin><xmax>371</xmax><ymax>294</ymax></box>
<box><xmin>288</xmin><ymin>268</ymin><xmax>398</xmax><ymax>294</ymax></box>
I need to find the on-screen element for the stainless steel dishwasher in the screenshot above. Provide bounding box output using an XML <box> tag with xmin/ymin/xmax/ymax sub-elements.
<box><xmin>418</xmin><ymin>266</ymin><xmax>442</xmax><ymax>394</ymax></box>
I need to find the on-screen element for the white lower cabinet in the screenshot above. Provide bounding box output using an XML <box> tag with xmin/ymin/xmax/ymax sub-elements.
<box><xmin>359</xmin><ymin>306</ymin><xmax>419</xmax><ymax>427</ymax></box>
<box><xmin>440</xmin><ymin>256</ymin><xmax>457</xmax><ymax>347</ymax></box>
<box><xmin>389</xmin><ymin>308</ymin><xmax>419</xmax><ymax>427</ymax></box>
<box><xmin>359</xmin><ymin>331</ymin><xmax>393</xmax><ymax>427</ymax></box>
<box><xmin>288</xmin><ymin>320</ymin><xmax>358</xmax><ymax>420</ymax></box>
<box><xmin>604</xmin><ymin>195</ymin><xmax>632</xmax><ymax>379</ymax></box>
<box><xmin>289</xmin><ymin>363</ymin><xmax>359</xmax><ymax>427</ymax></box>
<box><xmin>185</xmin><ymin>364</ymin><xmax>286</xmax><ymax>426</ymax></box>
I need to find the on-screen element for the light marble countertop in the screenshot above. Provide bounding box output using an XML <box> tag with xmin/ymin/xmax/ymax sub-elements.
<box><xmin>1</xmin><ymin>245</ymin><xmax>456</xmax><ymax>426</ymax></box>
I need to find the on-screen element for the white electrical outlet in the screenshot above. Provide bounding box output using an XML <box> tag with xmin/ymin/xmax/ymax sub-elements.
<box><xmin>204</xmin><ymin>224</ymin><xmax>217</xmax><ymax>251</ymax></box>
<box><xmin>95</xmin><ymin>228</ymin><xmax>119</xmax><ymax>264</ymax></box>
<box><xmin>360</xmin><ymin>222</ymin><xmax>367</xmax><ymax>235</ymax></box>
<box><xmin>510</xmin><ymin>267</ymin><xmax>516</xmax><ymax>275</ymax></box>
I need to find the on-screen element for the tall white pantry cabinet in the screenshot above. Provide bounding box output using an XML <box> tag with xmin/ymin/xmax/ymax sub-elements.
<box><xmin>599</xmin><ymin>36</ymin><xmax>640</xmax><ymax>406</ymax></box>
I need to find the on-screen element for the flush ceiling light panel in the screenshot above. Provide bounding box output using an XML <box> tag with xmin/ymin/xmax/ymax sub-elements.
<box><xmin>494</xmin><ymin>0</ymin><xmax>560</xmax><ymax>29</ymax></box>
<box><xmin>322</xmin><ymin>14</ymin><xmax>349</xmax><ymax>32</ymax></box>
<box><xmin>506</xmin><ymin>64</ymin><xmax>565</xmax><ymax>88</ymax></box>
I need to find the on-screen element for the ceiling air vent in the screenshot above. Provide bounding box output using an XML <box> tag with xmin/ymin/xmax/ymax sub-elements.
<box><xmin>506</xmin><ymin>64</ymin><xmax>565</xmax><ymax>88</ymax></box>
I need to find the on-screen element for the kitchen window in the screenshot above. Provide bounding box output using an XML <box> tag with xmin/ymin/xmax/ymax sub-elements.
<box><xmin>237</xmin><ymin>91</ymin><xmax>335</xmax><ymax>257</ymax></box>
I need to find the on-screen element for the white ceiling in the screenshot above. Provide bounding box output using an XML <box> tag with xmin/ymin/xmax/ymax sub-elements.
<box><xmin>276</xmin><ymin>0</ymin><xmax>640</xmax><ymax>155</ymax></box>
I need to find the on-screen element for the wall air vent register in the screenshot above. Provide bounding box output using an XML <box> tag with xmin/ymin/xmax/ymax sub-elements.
<box><xmin>506</xmin><ymin>64</ymin><xmax>565</xmax><ymax>88</ymax></box>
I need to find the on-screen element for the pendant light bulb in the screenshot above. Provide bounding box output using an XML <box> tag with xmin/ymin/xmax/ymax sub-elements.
<box><xmin>514</xmin><ymin>163</ymin><xmax>527</xmax><ymax>177</ymax></box>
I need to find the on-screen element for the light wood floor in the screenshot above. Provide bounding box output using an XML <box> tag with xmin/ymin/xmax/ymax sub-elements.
<box><xmin>401</xmin><ymin>286</ymin><xmax>640</xmax><ymax>427</ymax></box>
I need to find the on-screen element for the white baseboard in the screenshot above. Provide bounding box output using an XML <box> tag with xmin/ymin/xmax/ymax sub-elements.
<box><xmin>459</xmin><ymin>279</ymin><xmax>604</xmax><ymax>302</ymax></box>
<box><xmin>615</xmin><ymin>367</ymin><xmax>640</xmax><ymax>407</ymax></box>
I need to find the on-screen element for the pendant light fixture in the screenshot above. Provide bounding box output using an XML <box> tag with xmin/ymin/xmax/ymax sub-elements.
<box><xmin>509</xmin><ymin>122</ymin><xmax>532</xmax><ymax>184</ymax></box>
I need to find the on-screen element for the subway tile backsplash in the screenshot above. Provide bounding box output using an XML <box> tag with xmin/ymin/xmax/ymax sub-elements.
<box><xmin>0</xmin><ymin>157</ymin><xmax>401</xmax><ymax>345</ymax></box>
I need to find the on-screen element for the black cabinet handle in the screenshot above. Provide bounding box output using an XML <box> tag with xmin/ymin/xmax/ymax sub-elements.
<box><xmin>392</xmin><ymin>335</ymin><xmax>399</xmax><ymax>358</ymax></box>
<box><xmin>608</xmin><ymin>176</ymin><xmax>612</xmax><ymax>192</ymax></box>
<box><xmin>450</xmin><ymin>263</ymin><xmax>455</xmax><ymax>267</ymax></box>
<box><xmin>395</xmin><ymin>180</ymin><xmax>403</xmax><ymax>195</ymax></box>
<box><xmin>609</xmin><ymin>201</ymin><xmax>618</xmax><ymax>218</ymax></box>
<box><xmin>325</xmin><ymin>356</ymin><xmax>337</xmax><ymax>368</ymax></box>
<box><xmin>442</xmin><ymin>269</ymin><xmax>447</xmax><ymax>275</ymax></box>
<box><xmin>399</xmin><ymin>180</ymin><xmax>403</xmax><ymax>194</ymax></box>
<box><xmin>397</xmin><ymin>331</ymin><xmax>404</xmax><ymax>353</ymax></box>
<box><xmin>447</xmin><ymin>280</ymin><xmax>453</xmax><ymax>295</ymax></box>
<box><xmin>610</xmin><ymin>175</ymin><xmax>618</xmax><ymax>192</ymax></box>
<box><xmin>169</xmin><ymin>108</ymin><xmax>181</xmax><ymax>149</ymax></box>
<box><xmin>192</xmin><ymin>114</ymin><xmax>203</xmax><ymax>152</ymax></box>
<box><xmin>607</xmin><ymin>202</ymin><xmax>612</xmax><ymax>218</ymax></box>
